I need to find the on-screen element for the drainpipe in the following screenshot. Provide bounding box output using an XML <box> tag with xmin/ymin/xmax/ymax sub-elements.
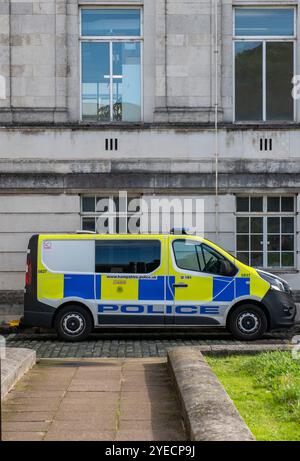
<box><xmin>214</xmin><ymin>0</ymin><xmax>219</xmax><ymax>243</ymax></box>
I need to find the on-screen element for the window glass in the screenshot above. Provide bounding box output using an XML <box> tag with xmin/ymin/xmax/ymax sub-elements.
<box><xmin>95</xmin><ymin>240</ymin><xmax>160</xmax><ymax>274</ymax></box>
<box><xmin>112</xmin><ymin>42</ymin><xmax>141</xmax><ymax>122</ymax></box>
<box><xmin>82</xmin><ymin>197</ymin><xmax>95</xmax><ymax>213</ymax></box>
<box><xmin>173</xmin><ymin>240</ymin><xmax>236</xmax><ymax>276</ymax></box>
<box><xmin>82</xmin><ymin>9</ymin><xmax>141</xmax><ymax>37</ymax></box>
<box><xmin>81</xmin><ymin>42</ymin><xmax>110</xmax><ymax>120</ymax></box>
<box><xmin>236</xmin><ymin>197</ymin><xmax>249</xmax><ymax>212</ymax></box>
<box><xmin>172</xmin><ymin>240</ymin><xmax>201</xmax><ymax>272</ymax></box>
<box><xmin>266</xmin><ymin>42</ymin><xmax>294</xmax><ymax>121</ymax></box>
<box><xmin>235</xmin><ymin>8</ymin><xmax>294</xmax><ymax>37</ymax></box>
<box><xmin>236</xmin><ymin>196</ymin><xmax>295</xmax><ymax>268</ymax></box>
<box><xmin>235</xmin><ymin>42</ymin><xmax>263</xmax><ymax>121</ymax></box>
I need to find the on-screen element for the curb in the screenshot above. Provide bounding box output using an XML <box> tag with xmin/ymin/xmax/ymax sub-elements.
<box><xmin>1</xmin><ymin>347</ymin><xmax>36</xmax><ymax>400</ymax></box>
<box><xmin>168</xmin><ymin>347</ymin><xmax>254</xmax><ymax>441</ymax></box>
<box><xmin>199</xmin><ymin>343</ymin><xmax>293</xmax><ymax>355</ymax></box>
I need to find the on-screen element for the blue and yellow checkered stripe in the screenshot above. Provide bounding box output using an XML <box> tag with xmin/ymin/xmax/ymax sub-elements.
<box><xmin>38</xmin><ymin>273</ymin><xmax>250</xmax><ymax>302</ymax></box>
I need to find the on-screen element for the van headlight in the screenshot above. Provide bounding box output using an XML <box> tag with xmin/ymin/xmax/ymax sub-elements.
<box><xmin>257</xmin><ymin>270</ymin><xmax>290</xmax><ymax>293</ymax></box>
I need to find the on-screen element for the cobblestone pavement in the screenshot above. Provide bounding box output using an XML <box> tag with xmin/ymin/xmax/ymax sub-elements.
<box><xmin>3</xmin><ymin>329</ymin><xmax>298</xmax><ymax>358</ymax></box>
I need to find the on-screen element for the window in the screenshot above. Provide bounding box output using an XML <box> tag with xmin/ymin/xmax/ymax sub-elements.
<box><xmin>95</xmin><ymin>240</ymin><xmax>161</xmax><ymax>274</ymax></box>
<box><xmin>173</xmin><ymin>240</ymin><xmax>237</xmax><ymax>276</ymax></box>
<box><xmin>42</xmin><ymin>240</ymin><xmax>95</xmax><ymax>273</ymax></box>
<box><xmin>236</xmin><ymin>196</ymin><xmax>296</xmax><ymax>268</ymax></box>
<box><xmin>81</xmin><ymin>195</ymin><xmax>142</xmax><ymax>233</ymax></box>
<box><xmin>81</xmin><ymin>8</ymin><xmax>142</xmax><ymax>122</ymax></box>
<box><xmin>234</xmin><ymin>8</ymin><xmax>295</xmax><ymax>122</ymax></box>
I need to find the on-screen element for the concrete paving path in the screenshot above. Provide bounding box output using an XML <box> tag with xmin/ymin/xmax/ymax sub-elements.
<box><xmin>2</xmin><ymin>358</ymin><xmax>186</xmax><ymax>441</ymax></box>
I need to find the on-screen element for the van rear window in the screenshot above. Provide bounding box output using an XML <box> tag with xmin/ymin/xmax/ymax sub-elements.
<box><xmin>95</xmin><ymin>240</ymin><xmax>161</xmax><ymax>274</ymax></box>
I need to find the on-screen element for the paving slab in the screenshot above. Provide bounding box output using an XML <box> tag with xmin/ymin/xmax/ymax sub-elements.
<box><xmin>1</xmin><ymin>347</ymin><xmax>36</xmax><ymax>399</ymax></box>
<box><xmin>2</xmin><ymin>358</ymin><xmax>186</xmax><ymax>441</ymax></box>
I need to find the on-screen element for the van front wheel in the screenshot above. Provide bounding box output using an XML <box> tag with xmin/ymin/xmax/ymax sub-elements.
<box><xmin>55</xmin><ymin>305</ymin><xmax>93</xmax><ymax>342</ymax></box>
<box><xmin>228</xmin><ymin>304</ymin><xmax>267</xmax><ymax>341</ymax></box>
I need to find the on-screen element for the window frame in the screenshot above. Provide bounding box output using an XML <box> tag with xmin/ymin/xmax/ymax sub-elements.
<box><xmin>235</xmin><ymin>195</ymin><xmax>296</xmax><ymax>270</ymax></box>
<box><xmin>233</xmin><ymin>6</ymin><xmax>296</xmax><ymax>123</ymax></box>
<box><xmin>79</xmin><ymin>6</ymin><xmax>144</xmax><ymax>122</ymax></box>
<box><xmin>81</xmin><ymin>195</ymin><xmax>143</xmax><ymax>234</ymax></box>
<box><xmin>95</xmin><ymin>238</ymin><xmax>162</xmax><ymax>275</ymax></box>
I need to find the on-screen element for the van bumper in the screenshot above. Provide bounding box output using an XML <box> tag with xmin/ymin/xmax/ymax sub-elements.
<box><xmin>262</xmin><ymin>289</ymin><xmax>297</xmax><ymax>330</ymax></box>
<box><xmin>23</xmin><ymin>292</ymin><xmax>55</xmax><ymax>329</ymax></box>
<box><xmin>21</xmin><ymin>311</ymin><xmax>54</xmax><ymax>329</ymax></box>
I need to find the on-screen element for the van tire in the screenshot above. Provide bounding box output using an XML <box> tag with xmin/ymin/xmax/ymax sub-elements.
<box><xmin>55</xmin><ymin>305</ymin><xmax>93</xmax><ymax>342</ymax></box>
<box><xmin>228</xmin><ymin>304</ymin><xmax>267</xmax><ymax>341</ymax></box>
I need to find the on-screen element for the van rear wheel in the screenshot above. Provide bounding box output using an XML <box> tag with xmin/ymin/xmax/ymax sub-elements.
<box><xmin>228</xmin><ymin>304</ymin><xmax>267</xmax><ymax>341</ymax></box>
<box><xmin>55</xmin><ymin>305</ymin><xmax>93</xmax><ymax>342</ymax></box>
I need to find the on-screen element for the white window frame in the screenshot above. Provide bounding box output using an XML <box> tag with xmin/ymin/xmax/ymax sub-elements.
<box><xmin>233</xmin><ymin>6</ymin><xmax>296</xmax><ymax>123</ymax></box>
<box><xmin>81</xmin><ymin>195</ymin><xmax>143</xmax><ymax>234</ymax></box>
<box><xmin>235</xmin><ymin>195</ymin><xmax>296</xmax><ymax>270</ymax></box>
<box><xmin>79</xmin><ymin>6</ymin><xmax>144</xmax><ymax>122</ymax></box>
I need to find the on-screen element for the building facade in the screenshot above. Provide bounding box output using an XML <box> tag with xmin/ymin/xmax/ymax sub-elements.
<box><xmin>1</xmin><ymin>0</ymin><xmax>300</xmax><ymax>322</ymax></box>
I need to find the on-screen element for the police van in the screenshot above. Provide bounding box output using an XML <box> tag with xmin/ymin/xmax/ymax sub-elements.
<box><xmin>22</xmin><ymin>232</ymin><xmax>296</xmax><ymax>341</ymax></box>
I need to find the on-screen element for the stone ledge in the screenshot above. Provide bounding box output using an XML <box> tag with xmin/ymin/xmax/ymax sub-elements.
<box><xmin>167</xmin><ymin>347</ymin><xmax>254</xmax><ymax>441</ymax></box>
<box><xmin>1</xmin><ymin>348</ymin><xmax>36</xmax><ymax>400</ymax></box>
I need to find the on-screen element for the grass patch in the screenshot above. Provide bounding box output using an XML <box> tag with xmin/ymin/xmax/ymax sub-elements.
<box><xmin>206</xmin><ymin>352</ymin><xmax>300</xmax><ymax>441</ymax></box>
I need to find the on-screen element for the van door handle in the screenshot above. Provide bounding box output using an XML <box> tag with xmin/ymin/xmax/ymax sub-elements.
<box><xmin>173</xmin><ymin>283</ymin><xmax>188</xmax><ymax>288</ymax></box>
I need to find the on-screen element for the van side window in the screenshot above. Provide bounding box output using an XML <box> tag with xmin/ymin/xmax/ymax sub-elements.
<box><xmin>95</xmin><ymin>240</ymin><xmax>161</xmax><ymax>274</ymax></box>
<box><xmin>173</xmin><ymin>240</ymin><xmax>237</xmax><ymax>277</ymax></box>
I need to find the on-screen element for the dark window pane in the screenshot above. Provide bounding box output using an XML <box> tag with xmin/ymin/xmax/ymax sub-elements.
<box><xmin>82</xmin><ymin>9</ymin><xmax>141</xmax><ymax>36</ymax></box>
<box><xmin>235</xmin><ymin>42</ymin><xmax>263</xmax><ymax>121</ymax></box>
<box><xmin>237</xmin><ymin>252</ymin><xmax>249</xmax><ymax>265</ymax></box>
<box><xmin>267</xmin><ymin>197</ymin><xmax>280</xmax><ymax>212</ymax></box>
<box><xmin>235</xmin><ymin>8</ymin><xmax>294</xmax><ymax>37</ymax></box>
<box><xmin>95</xmin><ymin>240</ymin><xmax>161</xmax><ymax>274</ymax></box>
<box><xmin>282</xmin><ymin>217</ymin><xmax>294</xmax><ymax>233</ymax></box>
<box><xmin>268</xmin><ymin>235</ymin><xmax>280</xmax><ymax>251</ymax></box>
<box><xmin>82</xmin><ymin>218</ymin><xmax>95</xmax><ymax>231</ymax></box>
<box><xmin>82</xmin><ymin>197</ymin><xmax>95</xmax><ymax>212</ymax></box>
<box><xmin>250</xmin><ymin>197</ymin><xmax>263</xmax><ymax>212</ymax></box>
<box><xmin>236</xmin><ymin>197</ymin><xmax>249</xmax><ymax>212</ymax></box>
<box><xmin>251</xmin><ymin>252</ymin><xmax>263</xmax><ymax>267</ymax></box>
<box><xmin>237</xmin><ymin>235</ymin><xmax>249</xmax><ymax>251</ymax></box>
<box><xmin>237</xmin><ymin>217</ymin><xmax>249</xmax><ymax>233</ymax></box>
<box><xmin>251</xmin><ymin>235</ymin><xmax>263</xmax><ymax>251</ymax></box>
<box><xmin>281</xmin><ymin>197</ymin><xmax>294</xmax><ymax>212</ymax></box>
<box><xmin>281</xmin><ymin>235</ymin><xmax>294</xmax><ymax>251</ymax></box>
<box><xmin>282</xmin><ymin>252</ymin><xmax>294</xmax><ymax>267</ymax></box>
<box><xmin>268</xmin><ymin>217</ymin><xmax>280</xmax><ymax>233</ymax></box>
<box><xmin>266</xmin><ymin>43</ymin><xmax>294</xmax><ymax>121</ymax></box>
<box><xmin>268</xmin><ymin>252</ymin><xmax>280</xmax><ymax>267</ymax></box>
<box><xmin>251</xmin><ymin>217</ymin><xmax>263</xmax><ymax>233</ymax></box>
<box><xmin>82</xmin><ymin>42</ymin><xmax>110</xmax><ymax>120</ymax></box>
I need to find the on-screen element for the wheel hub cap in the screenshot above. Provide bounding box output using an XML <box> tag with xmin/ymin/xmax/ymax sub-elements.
<box><xmin>62</xmin><ymin>313</ymin><xmax>85</xmax><ymax>336</ymax></box>
<box><xmin>237</xmin><ymin>312</ymin><xmax>260</xmax><ymax>334</ymax></box>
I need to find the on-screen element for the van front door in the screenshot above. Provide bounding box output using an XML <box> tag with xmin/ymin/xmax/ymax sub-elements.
<box><xmin>95</xmin><ymin>237</ymin><xmax>167</xmax><ymax>326</ymax></box>
<box><xmin>169</xmin><ymin>238</ymin><xmax>236</xmax><ymax>326</ymax></box>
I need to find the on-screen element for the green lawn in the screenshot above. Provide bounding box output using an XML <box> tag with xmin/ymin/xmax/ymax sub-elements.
<box><xmin>206</xmin><ymin>352</ymin><xmax>300</xmax><ymax>441</ymax></box>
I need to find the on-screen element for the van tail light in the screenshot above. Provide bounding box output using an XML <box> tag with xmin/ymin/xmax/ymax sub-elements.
<box><xmin>25</xmin><ymin>254</ymin><xmax>32</xmax><ymax>287</ymax></box>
